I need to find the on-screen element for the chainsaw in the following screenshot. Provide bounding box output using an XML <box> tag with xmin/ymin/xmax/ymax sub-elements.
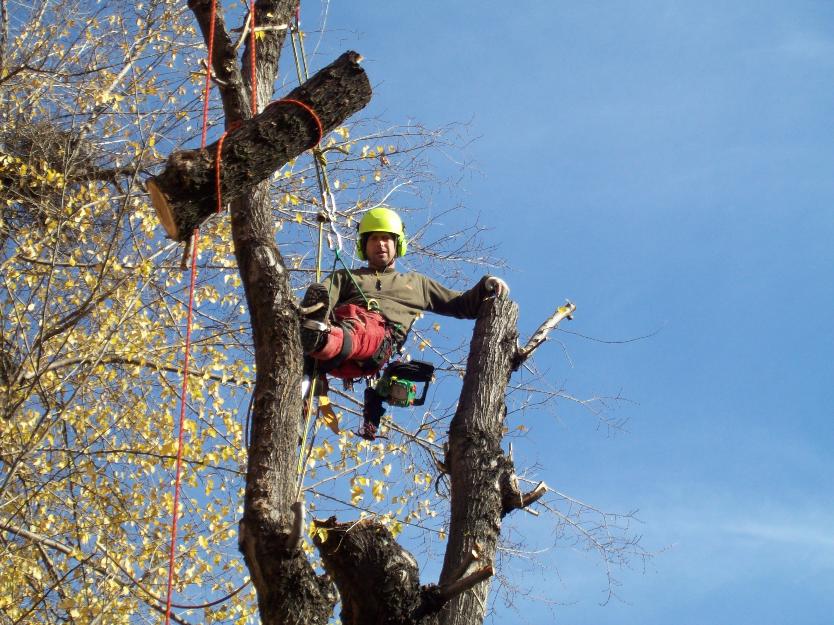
<box><xmin>362</xmin><ymin>360</ymin><xmax>435</xmax><ymax>435</ymax></box>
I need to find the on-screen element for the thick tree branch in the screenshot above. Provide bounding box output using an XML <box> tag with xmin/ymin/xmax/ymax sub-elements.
<box><xmin>242</xmin><ymin>0</ymin><xmax>300</xmax><ymax>111</ymax></box>
<box><xmin>182</xmin><ymin>2</ymin><xmax>341</xmax><ymax>622</ymax></box>
<box><xmin>186</xmin><ymin>0</ymin><xmax>248</xmax><ymax>121</ymax></box>
<box><xmin>146</xmin><ymin>51</ymin><xmax>372</xmax><ymax>241</ymax></box>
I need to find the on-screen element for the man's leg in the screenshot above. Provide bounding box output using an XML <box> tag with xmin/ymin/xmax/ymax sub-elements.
<box><xmin>306</xmin><ymin>304</ymin><xmax>386</xmax><ymax>365</ymax></box>
<box><xmin>299</xmin><ymin>283</ymin><xmax>330</xmax><ymax>353</ymax></box>
<box><xmin>301</xmin><ymin>302</ymin><xmax>390</xmax><ymax>440</ymax></box>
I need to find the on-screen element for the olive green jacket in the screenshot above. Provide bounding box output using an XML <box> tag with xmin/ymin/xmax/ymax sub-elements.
<box><xmin>322</xmin><ymin>267</ymin><xmax>490</xmax><ymax>343</ymax></box>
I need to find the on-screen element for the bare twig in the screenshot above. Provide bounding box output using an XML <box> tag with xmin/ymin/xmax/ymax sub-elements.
<box><xmin>512</xmin><ymin>301</ymin><xmax>576</xmax><ymax>370</ymax></box>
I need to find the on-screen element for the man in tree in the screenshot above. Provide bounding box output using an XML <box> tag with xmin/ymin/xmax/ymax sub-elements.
<box><xmin>299</xmin><ymin>206</ymin><xmax>509</xmax><ymax>438</ymax></box>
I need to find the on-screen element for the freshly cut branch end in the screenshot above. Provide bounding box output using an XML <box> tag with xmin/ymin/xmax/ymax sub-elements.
<box><xmin>313</xmin><ymin>517</ymin><xmax>424</xmax><ymax>625</ymax></box>
<box><xmin>501</xmin><ymin>474</ymin><xmax>549</xmax><ymax>516</ymax></box>
<box><xmin>144</xmin><ymin>50</ymin><xmax>372</xmax><ymax>241</ymax></box>
<box><xmin>145</xmin><ymin>178</ymin><xmax>177</xmax><ymax>239</ymax></box>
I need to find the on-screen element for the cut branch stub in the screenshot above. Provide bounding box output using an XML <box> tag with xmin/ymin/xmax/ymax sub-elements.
<box><xmin>313</xmin><ymin>517</ymin><xmax>427</xmax><ymax>625</ymax></box>
<box><xmin>146</xmin><ymin>51</ymin><xmax>371</xmax><ymax>241</ymax></box>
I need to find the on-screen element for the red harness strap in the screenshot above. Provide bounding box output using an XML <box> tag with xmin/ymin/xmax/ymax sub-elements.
<box><xmin>309</xmin><ymin>304</ymin><xmax>394</xmax><ymax>379</ymax></box>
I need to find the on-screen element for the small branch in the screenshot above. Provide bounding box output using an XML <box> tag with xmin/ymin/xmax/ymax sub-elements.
<box><xmin>196</xmin><ymin>58</ymin><xmax>231</xmax><ymax>87</ymax></box>
<box><xmin>501</xmin><ymin>475</ymin><xmax>548</xmax><ymax>517</ymax></box>
<box><xmin>179</xmin><ymin>234</ymin><xmax>194</xmax><ymax>271</ymax></box>
<box><xmin>0</xmin><ymin>520</ymin><xmax>71</xmax><ymax>555</ymax></box>
<box><xmin>414</xmin><ymin>564</ymin><xmax>494</xmax><ymax>621</ymax></box>
<box><xmin>65</xmin><ymin>165</ymin><xmax>139</xmax><ymax>183</ymax></box>
<box><xmin>448</xmin><ymin>546</ymin><xmax>480</xmax><ymax>583</ymax></box>
<box><xmin>18</xmin><ymin>354</ymin><xmax>251</xmax><ymax>387</ymax></box>
<box><xmin>512</xmin><ymin>300</ymin><xmax>576</xmax><ymax>370</ymax></box>
<box><xmin>437</xmin><ymin>565</ymin><xmax>494</xmax><ymax>603</ymax></box>
<box><xmin>520</xmin><ymin>481</ymin><xmax>548</xmax><ymax>508</ymax></box>
<box><xmin>0</xmin><ymin>521</ymin><xmax>198</xmax><ymax>625</ymax></box>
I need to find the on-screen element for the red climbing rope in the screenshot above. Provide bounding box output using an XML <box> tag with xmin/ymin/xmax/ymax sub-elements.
<box><xmin>276</xmin><ymin>98</ymin><xmax>324</xmax><ymax>148</ymax></box>
<box><xmin>163</xmin><ymin>0</ymin><xmax>224</xmax><ymax>622</ymax></box>
<box><xmin>249</xmin><ymin>0</ymin><xmax>258</xmax><ymax>116</ymax></box>
<box><xmin>162</xmin><ymin>232</ymin><xmax>199</xmax><ymax>625</ymax></box>
<box><xmin>214</xmin><ymin>123</ymin><xmax>240</xmax><ymax>214</ymax></box>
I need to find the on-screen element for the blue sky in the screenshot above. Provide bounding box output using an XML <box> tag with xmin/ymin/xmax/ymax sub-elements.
<box><xmin>308</xmin><ymin>2</ymin><xmax>834</xmax><ymax>623</ymax></box>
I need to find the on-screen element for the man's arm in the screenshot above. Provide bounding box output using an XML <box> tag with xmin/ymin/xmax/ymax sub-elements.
<box><xmin>421</xmin><ymin>274</ymin><xmax>506</xmax><ymax>319</ymax></box>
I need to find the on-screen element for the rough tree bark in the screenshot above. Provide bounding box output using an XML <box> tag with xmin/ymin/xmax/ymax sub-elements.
<box><xmin>181</xmin><ymin>3</ymin><xmax>551</xmax><ymax>625</ymax></box>
<box><xmin>437</xmin><ymin>297</ymin><xmax>519</xmax><ymax>625</ymax></box>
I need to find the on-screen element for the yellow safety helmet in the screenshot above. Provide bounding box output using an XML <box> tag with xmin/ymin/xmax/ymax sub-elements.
<box><xmin>355</xmin><ymin>207</ymin><xmax>408</xmax><ymax>260</ymax></box>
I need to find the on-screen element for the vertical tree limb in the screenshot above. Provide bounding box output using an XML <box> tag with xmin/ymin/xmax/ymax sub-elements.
<box><xmin>438</xmin><ymin>297</ymin><xmax>519</xmax><ymax>625</ymax></box>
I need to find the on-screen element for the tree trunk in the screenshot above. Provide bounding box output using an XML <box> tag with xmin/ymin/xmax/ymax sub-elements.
<box><xmin>146</xmin><ymin>51</ymin><xmax>371</xmax><ymax>241</ymax></box>
<box><xmin>438</xmin><ymin>297</ymin><xmax>519</xmax><ymax>625</ymax></box>
<box><xmin>314</xmin><ymin>517</ymin><xmax>434</xmax><ymax>625</ymax></box>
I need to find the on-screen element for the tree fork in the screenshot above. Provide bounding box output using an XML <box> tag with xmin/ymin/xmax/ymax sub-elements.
<box><xmin>313</xmin><ymin>517</ymin><xmax>429</xmax><ymax>625</ymax></box>
<box><xmin>145</xmin><ymin>51</ymin><xmax>371</xmax><ymax>241</ymax></box>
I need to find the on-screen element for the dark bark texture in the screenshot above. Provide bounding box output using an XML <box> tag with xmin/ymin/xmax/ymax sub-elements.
<box><xmin>438</xmin><ymin>298</ymin><xmax>520</xmax><ymax>625</ymax></box>
<box><xmin>146</xmin><ymin>51</ymin><xmax>371</xmax><ymax>241</ymax></box>
<box><xmin>314</xmin><ymin>517</ymin><xmax>439</xmax><ymax>625</ymax></box>
<box><xmin>307</xmin><ymin>299</ymin><xmax>522</xmax><ymax>625</ymax></box>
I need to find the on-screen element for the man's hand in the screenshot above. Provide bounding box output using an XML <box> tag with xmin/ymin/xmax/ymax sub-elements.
<box><xmin>485</xmin><ymin>276</ymin><xmax>510</xmax><ymax>298</ymax></box>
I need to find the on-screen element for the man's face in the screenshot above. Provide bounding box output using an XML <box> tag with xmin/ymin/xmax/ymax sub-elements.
<box><xmin>365</xmin><ymin>231</ymin><xmax>397</xmax><ymax>270</ymax></box>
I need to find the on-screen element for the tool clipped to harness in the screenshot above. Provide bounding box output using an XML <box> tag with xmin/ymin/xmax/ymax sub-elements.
<box><xmin>358</xmin><ymin>360</ymin><xmax>435</xmax><ymax>440</ymax></box>
<box><xmin>376</xmin><ymin>360</ymin><xmax>435</xmax><ymax>407</ymax></box>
